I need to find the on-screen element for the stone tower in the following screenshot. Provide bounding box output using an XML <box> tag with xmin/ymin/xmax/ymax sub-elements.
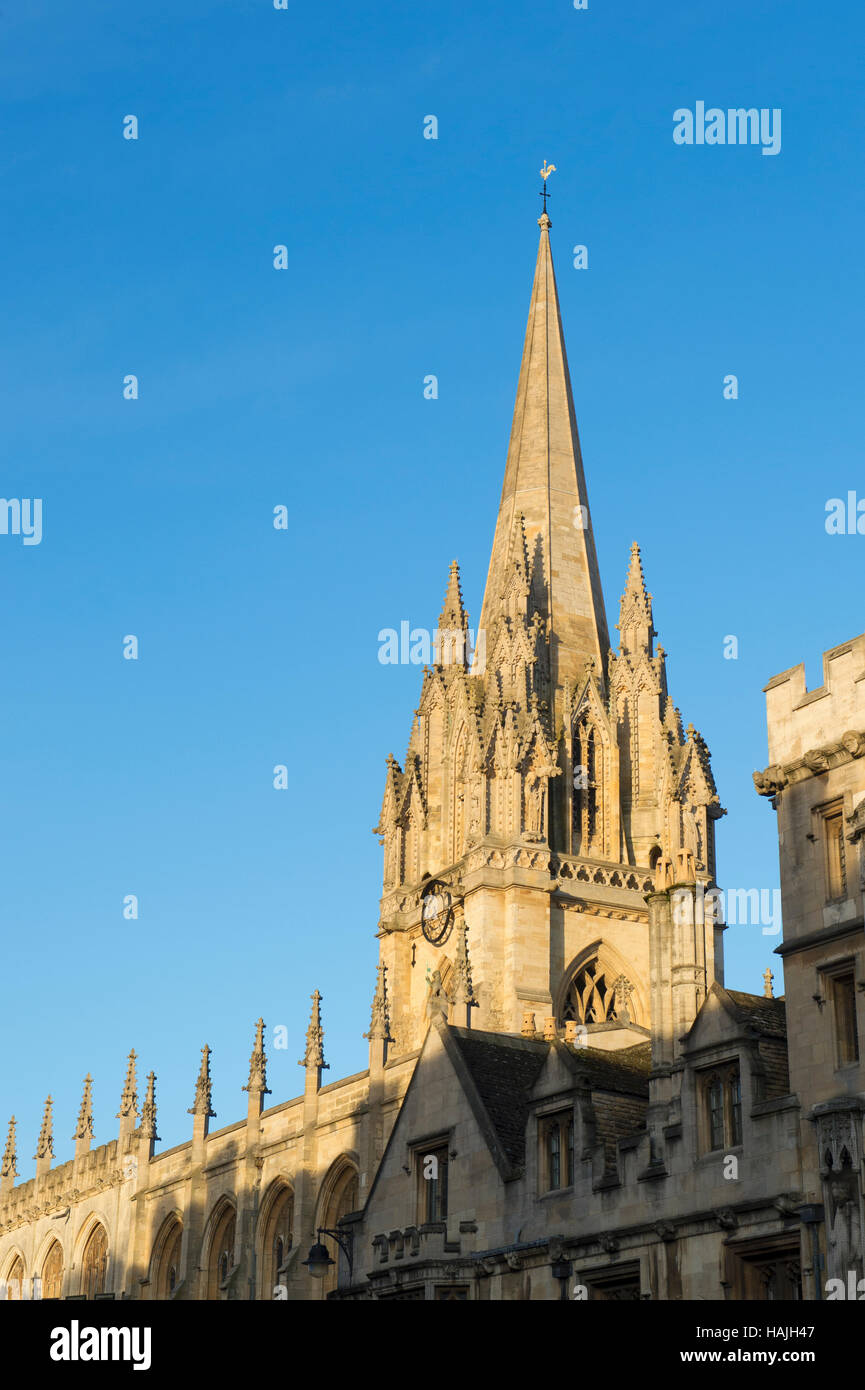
<box><xmin>374</xmin><ymin>208</ymin><xmax>726</xmax><ymax>1060</ymax></box>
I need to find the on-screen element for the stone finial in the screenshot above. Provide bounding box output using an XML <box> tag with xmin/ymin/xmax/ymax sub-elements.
<box><xmin>116</xmin><ymin>1048</ymin><xmax>138</xmax><ymax>1120</ymax></box>
<box><xmin>243</xmin><ymin>1018</ymin><xmax>271</xmax><ymax>1096</ymax></box>
<box><xmin>188</xmin><ymin>1045</ymin><xmax>216</xmax><ymax>1118</ymax></box>
<box><xmin>763</xmin><ymin>967</ymin><xmax>775</xmax><ymax>1000</ymax></box>
<box><xmin>73</xmin><ymin>1075</ymin><xmax>94</xmax><ymax>1142</ymax></box>
<box><xmin>436</xmin><ymin>561</ymin><xmax>470</xmax><ymax>667</ymax></box>
<box><xmin>1</xmin><ymin>1116</ymin><xmax>17</xmax><ymax>1182</ymax></box>
<box><xmin>612</xmin><ymin>975</ymin><xmax>633</xmax><ymax>1025</ymax></box>
<box><xmin>298</xmin><ymin>991</ymin><xmax>328</xmax><ymax>1071</ymax></box>
<box><xmin>521</xmin><ymin>1009</ymin><xmax>536</xmax><ymax>1038</ymax></box>
<box><xmin>139</xmin><ymin>1072</ymin><xmax>159</xmax><ymax>1142</ymax></box>
<box><xmin>450</xmin><ymin>911</ymin><xmax>476</xmax><ymax>1010</ymax></box>
<box><xmin>543</xmin><ymin>1016</ymin><xmax>557</xmax><ymax>1041</ymax></box>
<box><xmin>34</xmin><ymin>1096</ymin><xmax>54</xmax><ymax>1161</ymax></box>
<box><xmin>364</xmin><ymin>966</ymin><xmax>392</xmax><ymax>1043</ymax></box>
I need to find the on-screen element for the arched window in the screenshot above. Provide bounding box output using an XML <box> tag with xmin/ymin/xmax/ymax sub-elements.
<box><xmin>260</xmin><ymin>1183</ymin><xmax>294</xmax><ymax>1298</ymax></box>
<box><xmin>42</xmin><ymin>1242</ymin><xmax>64</xmax><ymax>1300</ymax></box>
<box><xmin>318</xmin><ymin>1162</ymin><xmax>359</xmax><ymax>1294</ymax></box>
<box><xmin>152</xmin><ymin>1218</ymin><xmax>183</xmax><ymax>1300</ymax></box>
<box><xmin>80</xmin><ymin>1224</ymin><xmax>108</xmax><ymax>1299</ymax></box>
<box><xmin>5</xmin><ymin>1255</ymin><xmax>25</xmax><ymax>1300</ymax></box>
<box><xmin>206</xmin><ymin>1204</ymin><xmax>236</xmax><ymax>1300</ymax></box>
<box><xmin>573</xmin><ymin>716</ymin><xmax>603</xmax><ymax>855</ymax></box>
<box><xmin>452</xmin><ymin>727</ymin><xmax>468</xmax><ymax>859</ymax></box>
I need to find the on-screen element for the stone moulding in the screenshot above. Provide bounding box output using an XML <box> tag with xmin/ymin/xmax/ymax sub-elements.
<box><xmin>754</xmin><ymin>729</ymin><xmax>865</xmax><ymax>797</ymax></box>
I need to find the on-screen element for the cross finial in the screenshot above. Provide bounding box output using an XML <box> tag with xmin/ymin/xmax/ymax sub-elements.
<box><xmin>539</xmin><ymin>160</ymin><xmax>556</xmax><ymax>215</ymax></box>
<box><xmin>763</xmin><ymin>967</ymin><xmax>774</xmax><ymax>1000</ymax></box>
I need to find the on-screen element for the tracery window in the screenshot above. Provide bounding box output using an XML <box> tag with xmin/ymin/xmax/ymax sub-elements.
<box><xmin>5</xmin><ymin>1255</ymin><xmax>25</xmax><ymax>1300</ymax></box>
<box><xmin>562</xmin><ymin>959</ymin><xmax>616</xmax><ymax>1025</ymax></box>
<box><xmin>81</xmin><ymin>1224</ymin><xmax>108</xmax><ymax>1299</ymax></box>
<box><xmin>42</xmin><ymin>1242</ymin><xmax>64</xmax><ymax>1300</ymax></box>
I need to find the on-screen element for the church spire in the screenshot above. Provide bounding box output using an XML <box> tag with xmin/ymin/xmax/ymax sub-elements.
<box><xmin>478</xmin><ymin>198</ymin><xmax>609</xmax><ymax>695</ymax></box>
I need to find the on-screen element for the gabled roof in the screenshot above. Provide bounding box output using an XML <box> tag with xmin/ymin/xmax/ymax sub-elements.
<box><xmin>444</xmin><ymin>1029</ymin><xmax>651</xmax><ymax>1179</ymax></box>
<box><xmin>445</xmin><ymin>1028</ymin><xmax>549</xmax><ymax>1173</ymax></box>
<box><xmin>725</xmin><ymin>990</ymin><xmax>787</xmax><ymax>1039</ymax></box>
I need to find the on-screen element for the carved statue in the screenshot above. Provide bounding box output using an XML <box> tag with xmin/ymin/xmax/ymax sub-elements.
<box><xmin>424</xmin><ymin>968</ymin><xmax>449</xmax><ymax>1022</ymax></box>
<box><xmin>524</xmin><ymin>774</ymin><xmax>546</xmax><ymax>841</ymax></box>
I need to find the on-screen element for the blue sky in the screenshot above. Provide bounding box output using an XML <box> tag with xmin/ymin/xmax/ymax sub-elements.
<box><xmin>2</xmin><ymin>0</ymin><xmax>863</xmax><ymax>1160</ymax></box>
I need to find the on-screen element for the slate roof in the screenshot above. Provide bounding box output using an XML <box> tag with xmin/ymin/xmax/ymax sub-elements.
<box><xmin>726</xmin><ymin>990</ymin><xmax>787</xmax><ymax>1039</ymax></box>
<box><xmin>447</xmin><ymin>1029</ymin><xmax>650</xmax><ymax>1173</ymax></box>
<box><xmin>447</xmin><ymin>1029</ymin><xmax>549</xmax><ymax>1170</ymax></box>
<box><xmin>568</xmin><ymin>1041</ymin><xmax>651</xmax><ymax>1095</ymax></box>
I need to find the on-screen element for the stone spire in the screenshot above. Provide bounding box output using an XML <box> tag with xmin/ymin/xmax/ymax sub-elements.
<box><xmin>34</xmin><ymin>1096</ymin><xmax>54</xmax><ymax>1176</ymax></box>
<box><xmin>116</xmin><ymin>1049</ymin><xmax>138</xmax><ymax>1123</ymax></box>
<box><xmin>188</xmin><ymin>1045</ymin><xmax>216</xmax><ymax>1119</ymax></box>
<box><xmin>617</xmin><ymin>541</ymin><xmax>655</xmax><ymax>658</ymax></box>
<box><xmin>73</xmin><ymin>1075</ymin><xmax>94</xmax><ymax>1156</ymax></box>
<box><xmin>477</xmin><ymin>209</ymin><xmax>609</xmax><ymax>695</ymax></box>
<box><xmin>299</xmin><ymin>990</ymin><xmax>328</xmax><ymax>1072</ymax></box>
<box><xmin>139</xmin><ymin>1072</ymin><xmax>159</xmax><ymax>1144</ymax></box>
<box><xmin>1</xmin><ymin>1116</ymin><xmax>17</xmax><ymax>1190</ymax></box>
<box><xmin>364</xmin><ymin>965</ymin><xmax>393</xmax><ymax>1043</ymax></box>
<box><xmin>243</xmin><ymin>1018</ymin><xmax>271</xmax><ymax>1117</ymax></box>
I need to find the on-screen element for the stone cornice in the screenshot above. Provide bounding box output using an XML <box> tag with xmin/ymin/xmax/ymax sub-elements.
<box><xmin>0</xmin><ymin>1168</ymin><xmax>125</xmax><ymax>1234</ymax></box>
<box><xmin>754</xmin><ymin>729</ymin><xmax>865</xmax><ymax>798</ymax></box>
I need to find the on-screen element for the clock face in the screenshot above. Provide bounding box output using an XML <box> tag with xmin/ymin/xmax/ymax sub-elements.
<box><xmin>421</xmin><ymin>888</ymin><xmax>452</xmax><ymax>944</ymax></box>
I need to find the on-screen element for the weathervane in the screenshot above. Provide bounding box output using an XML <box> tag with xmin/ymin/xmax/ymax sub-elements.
<box><xmin>539</xmin><ymin>160</ymin><xmax>556</xmax><ymax>213</ymax></box>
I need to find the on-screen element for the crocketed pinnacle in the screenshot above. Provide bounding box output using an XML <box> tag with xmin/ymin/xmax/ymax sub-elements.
<box><xmin>243</xmin><ymin>1018</ymin><xmax>271</xmax><ymax>1095</ymax></box>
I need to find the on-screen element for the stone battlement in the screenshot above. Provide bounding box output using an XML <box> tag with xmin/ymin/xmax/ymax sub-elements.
<box><xmin>763</xmin><ymin>632</ymin><xmax>865</xmax><ymax>767</ymax></box>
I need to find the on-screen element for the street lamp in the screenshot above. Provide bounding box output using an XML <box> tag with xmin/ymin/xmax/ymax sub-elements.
<box><xmin>303</xmin><ymin>1228</ymin><xmax>353</xmax><ymax>1280</ymax></box>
